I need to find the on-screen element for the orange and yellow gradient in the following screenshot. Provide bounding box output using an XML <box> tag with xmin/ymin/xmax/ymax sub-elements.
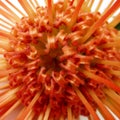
<box><xmin>0</xmin><ymin>0</ymin><xmax>120</xmax><ymax>120</ymax></box>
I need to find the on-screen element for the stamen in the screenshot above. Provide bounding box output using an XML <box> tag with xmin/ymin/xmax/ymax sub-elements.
<box><xmin>29</xmin><ymin>0</ymin><xmax>36</xmax><ymax>10</ymax></box>
<box><xmin>73</xmin><ymin>86</ymin><xmax>99</xmax><ymax>120</ymax></box>
<box><xmin>47</xmin><ymin>0</ymin><xmax>53</xmax><ymax>25</ymax></box>
<box><xmin>0</xmin><ymin>0</ymin><xmax>120</xmax><ymax>119</ymax></box>
<box><xmin>81</xmin><ymin>0</ymin><xmax>90</xmax><ymax>12</ymax></box>
<box><xmin>67</xmin><ymin>106</ymin><xmax>72</xmax><ymax>120</ymax></box>
<box><xmin>0</xmin><ymin>77</ymin><xmax>8</xmax><ymax>82</ymax></box>
<box><xmin>0</xmin><ymin>84</ymin><xmax>9</xmax><ymax>90</ymax></box>
<box><xmin>82</xmin><ymin>70</ymin><xmax>120</xmax><ymax>93</ymax></box>
<box><xmin>114</xmin><ymin>78</ymin><xmax>120</xmax><ymax>85</ymax></box>
<box><xmin>94</xmin><ymin>0</ymin><xmax>103</xmax><ymax>12</ymax></box>
<box><xmin>0</xmin><ymin>18</ymin><xmax>13</xmax><ymax>27</ymax></box>
<box><xmin>0</xmin><ymin>71</ymin><xmax>8</xmax><ymax>78</ymax></box>
<box><xmin>24</xmin><ymin>110</ymin><xmax>32</xmax><ymax>120</ymax></box>
<box><xmin>43</xmin><ymin>104</ymin><xmax>51</xmax><ymax>120</ymax></box>
<box><xmin>0</xmin><ymin>39</ymin><xmax>12</xmax><ymax>51</ymax></box>
<box><xmin>0</xmin><ymin>1</ymin><xmax>20</xmax><ymax>21</ymax></box>
<box><xmin>100</xmin><ymin>40</ymin><xmax>120</xmax><ymax>48</ymax></box>
<box><xmin>69</xmin><ymin>0</ymin><xmax>84</xmax><ymax>28</ymax></box>
<box><xmin>106</xmin><ymin>95</ymin><xmax>120</xmax><ymax>115</ymax></box>
<box><xmin>0</xmin><ymin>100</ymin><xmax>21</xmax><ymax>120</ymax></box>
<box><xmin>0</xmin><ymin>48</ymin><xmax>6</xmax><ymax>54</ymax></box>
<box><xmin>94</xmin><ymin>59</ymin><xmax>120</xmax><ymax>67</ymax></box>
<box><xmin>0</xmin><ymin>87</ymin><xmax>18</xmax><ymax>103</ymax></box>
<box><xmin>0</xmin><ymin>7</ymin><xmax>19</xmax><ymax>23</ymax></box>
<box><xmin>64</xmin><ymin>0</ymin><xmax>68</xmax><ymax>9</ymax></box>
<box><xmin>34</xmin><ymin>0</ymin><xmax>40</xmax><ymax>7</ymax></box>
<box><xmin>109</xmin><ymin>70</ymin><xmax>120</xmax><ymax>77</ymax></box>
<box><xmin>81</xmin><ymin>0</ymin><xmax>120</xmax><ymax>43</ymax></box>
<box><xmin>103</xmin><ymin>89</ymin><xmax>120</xmax><ymax>106</ymax></box>
<box><xmin>38</xmin><ymin>112</ymin><xmax>44</xmax><ymax>120</ymax></box>
<box><xmin>0</xmin><ymin>94</ymin><xmax>17</xmax><ymax>109</ymax></box>
<box><xmin>88</xmin><ymin>0</ymin><xmax>94</xmax><ymax>12</ymax></box>
<box><xmin>102</xmin><ymin>0</ymin><xmax>114</xmax><ymax>14</ymax></box>
<box><xmin>6</xmin><ymin>0</ymin><xmax>25</xmax><ymax>17</ymax></box>
<box><xmin>0</xmin><ymin>100</ymin><xmax>16</xmax><ymax>116</ymax></box>
<box><xmin>0</xmin><ymin>69</ymin><xmax>17</xmax><ymax>78</ymax></box>
<box><xmin>59</xmin><ymin>115</ymin><xmax>64</xmax><ymax>120</ymax></box>
<box><xmin>88</xmin><ymin>89</ymin><xmax>114</xmax><ymax>120</ymax></box>
<box><xmin>0</xmin><ymin>61</ymin><xmax>8</xmax><ymax>70</ymax></box>
<box><xmin>0</xmin><ymin>24</ymin><xmax>11</xmax><ymax>31</ymax></box>
<box><xmin>88</xmin><ymin>115</ymin><xmax>93</xmax><ymax>120</ymax></box>
<box><xmin>16</xmin><ymin>91</ymin><xmax>42</xmax><ymax>120</ymax></box>
<box><xmin>16</xmin><ymin>107</ymin><xmax>26</xmax><ymax>120</ymax></box>
<box><xmin>109</xmin><ymin>14</ymin><xmax>120</xmax><ymax>27</ymax></box>
<box><xmin>27</xmin><ymin>111</ymin><xmax>35</xmax><ymax>120</ymax></box>
<box><xmin>18</xmin><ymin>0</ymin><xmax>35</xmax><ymax>19</ymax></box>
<box><xmin>108</xmin><ymin>98</ymin><xmax>120</xmax><ymax>113</ymax></box>
<box><xmin>102</xmin><ymin>99</ymin><xmax>120</xmax><ymax>118</ymax></box>
<box><xmin>0</xmin><ymin>30</ymin><xmax>15</xmax><ymax>40</ymax></box>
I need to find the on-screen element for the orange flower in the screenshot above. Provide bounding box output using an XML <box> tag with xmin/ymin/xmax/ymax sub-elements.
<box><xmin>0</xmin><ymin>0</ymin><xmax>120</xmax><ymax>120</ymax></box>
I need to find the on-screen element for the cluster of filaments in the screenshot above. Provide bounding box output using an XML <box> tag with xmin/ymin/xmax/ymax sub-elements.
<box><xmin>0</xmin><ymin>0</ymin><xmax>120</xmax><ymax>120</ymax></box>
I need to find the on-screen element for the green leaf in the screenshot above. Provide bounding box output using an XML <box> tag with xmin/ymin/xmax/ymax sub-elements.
<box><xmin>115</xmin><ymin>23</ymin><xmax>120</xmax><ymax>30</ymax></box>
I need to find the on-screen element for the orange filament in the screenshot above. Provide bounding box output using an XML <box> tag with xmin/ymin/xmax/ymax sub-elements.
<box><xmin>0</xmin><ymin>0</ymin><xmax>120</xmax><ymax>120</ymax></box>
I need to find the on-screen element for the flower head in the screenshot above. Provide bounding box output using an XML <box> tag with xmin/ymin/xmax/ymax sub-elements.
<box><xmin>0</xmin><ymin>0</ymin><xmax>120</xmax><ymax>120</ymax></box>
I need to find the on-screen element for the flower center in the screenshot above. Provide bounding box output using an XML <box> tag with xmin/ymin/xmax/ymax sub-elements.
<box><xmin>3</xmin><ymin>1</ymin><xmax>120</xmax><ymax>119</ymax></box>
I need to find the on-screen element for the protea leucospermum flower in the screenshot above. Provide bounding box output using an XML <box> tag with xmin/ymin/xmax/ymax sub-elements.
<box><xmin>0</xmin><ymin>0</ymin><xmax>120</xmax><ymax>120</ymax></box>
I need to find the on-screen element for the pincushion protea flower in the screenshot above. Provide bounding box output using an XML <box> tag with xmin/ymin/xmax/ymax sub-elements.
<box><xmin>0</xmin><ymin>0</ymin><xmax>120</xmax><ymax>119</ymax></box>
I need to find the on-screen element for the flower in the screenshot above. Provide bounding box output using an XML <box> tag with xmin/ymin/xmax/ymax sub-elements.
<box><xmin>0</xmin><ymin>0</ymin><xmax>120</xmax><ymax>120</ymax></box>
